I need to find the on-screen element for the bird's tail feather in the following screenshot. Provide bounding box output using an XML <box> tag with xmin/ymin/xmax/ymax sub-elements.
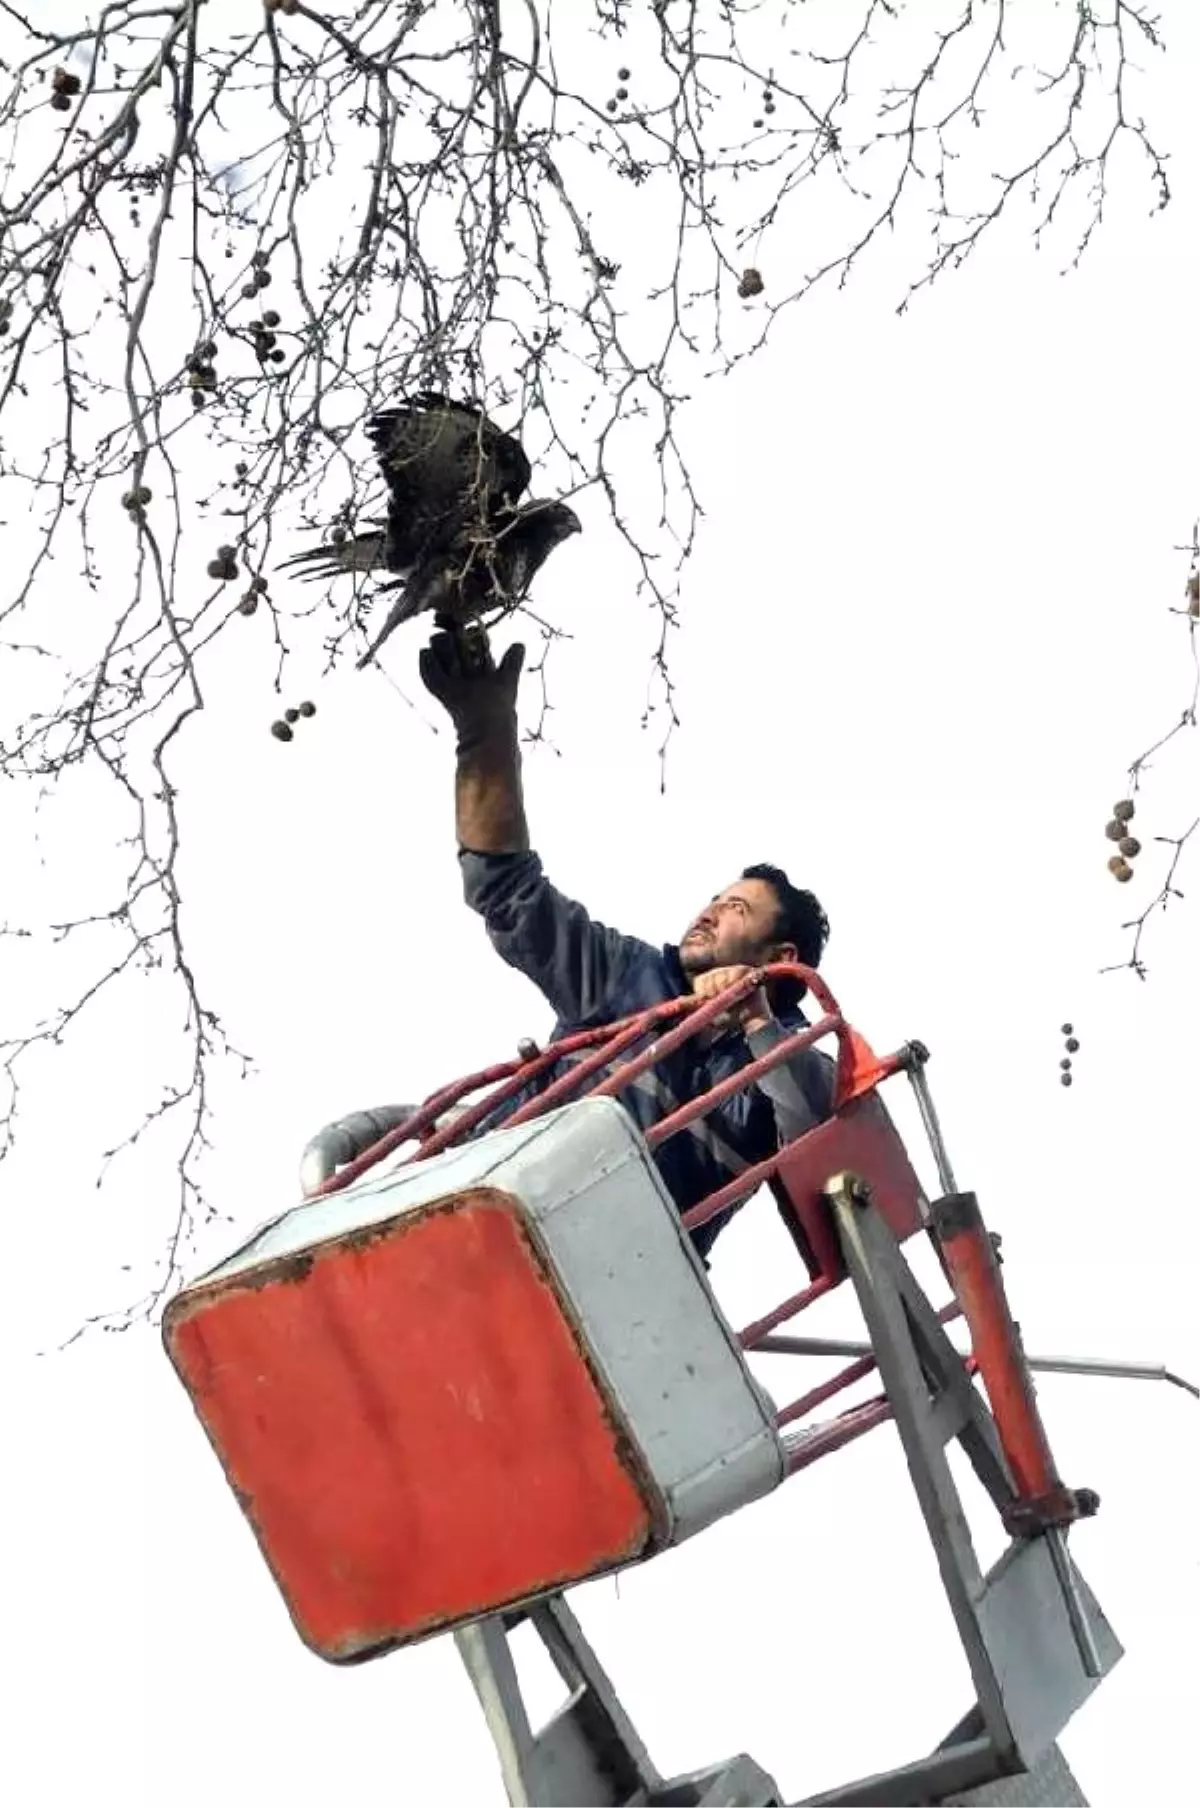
<box><xmin>355</xmin><ymin>580</ymin><xmax>424</xmax><ymax>669</ymax></box>
<box><xmin>278</xmin><ymin>531</ymin><xmax>389</xmax><ymax>581</ymax></box>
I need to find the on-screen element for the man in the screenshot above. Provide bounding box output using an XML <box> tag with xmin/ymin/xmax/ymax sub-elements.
<box><xmin>416</xmin><ymin>628</ymin><xmax>837</xmax><ymax>1262</ymax></box>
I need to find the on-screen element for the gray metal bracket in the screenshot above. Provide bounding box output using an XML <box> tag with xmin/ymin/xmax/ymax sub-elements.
<box><xmin>454</xmin><ymin>1593</ymin><xmax>781</xmax><ymax>1807</ymax></box>
<box><xmin>454</xmin><ymin>1179</ymin><xmax>1121</xmax><ymax>1808</ymax></box>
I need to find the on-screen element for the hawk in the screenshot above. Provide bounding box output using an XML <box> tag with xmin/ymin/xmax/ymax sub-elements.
<box><xmin>280</xmin><ymin>392</ymin><xmax>581</xmax><ymax>668</ymax></box>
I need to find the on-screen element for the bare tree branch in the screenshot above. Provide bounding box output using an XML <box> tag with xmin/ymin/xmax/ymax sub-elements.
<box><xmin>0</xmin><ymin>0</ymin><xmax>1176</xmax><ymax>1317</ymax></box>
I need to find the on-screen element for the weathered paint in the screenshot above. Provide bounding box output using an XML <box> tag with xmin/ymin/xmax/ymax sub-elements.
<box><xmin>165</xmin><ymin>1188</ymin><xmax>652</xmax><ymax>1662</ymax></box>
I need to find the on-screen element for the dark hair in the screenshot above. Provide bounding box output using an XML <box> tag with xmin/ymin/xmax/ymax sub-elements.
<box><xmin>742</xmin><ymin>862</ymin><xmax>830</xmax><ymax>1008</ymax></box>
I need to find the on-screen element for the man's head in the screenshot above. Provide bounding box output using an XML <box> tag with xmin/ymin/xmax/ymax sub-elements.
<box><xmin>679</xmin><ymin>863</ymin><xmax>830</xmax><ymax>1007</ymax></box>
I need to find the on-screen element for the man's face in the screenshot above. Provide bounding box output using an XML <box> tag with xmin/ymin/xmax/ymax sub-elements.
<box><xmin>678</xmin><ymin>877</ymin><xmax>795</xmax><ymax>977</ymax></box>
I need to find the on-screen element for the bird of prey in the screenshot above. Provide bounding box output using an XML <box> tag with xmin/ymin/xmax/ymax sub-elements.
<box><xmin>280</xmin><ymin>391</ymin><xmax>581</xmax><ymax>669</ymax></box>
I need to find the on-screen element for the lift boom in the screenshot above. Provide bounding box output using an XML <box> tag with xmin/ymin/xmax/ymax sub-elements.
<box><xmin>164</xmin><ymin>964</ymin><xmax>1180</xmax><ymax>1807</ymax></box>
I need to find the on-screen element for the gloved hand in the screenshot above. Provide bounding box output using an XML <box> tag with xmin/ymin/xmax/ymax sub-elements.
<box><xmin>419</xmin><ymin>626</ymin><xmax>525</xmax><ymax>741</ymax></box>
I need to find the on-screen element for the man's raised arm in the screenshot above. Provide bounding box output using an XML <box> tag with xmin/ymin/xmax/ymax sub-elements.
<box><xmin>419</xmin><ymin>629</ymin><xmax>652</xmax><ymax>1025</ymax></box>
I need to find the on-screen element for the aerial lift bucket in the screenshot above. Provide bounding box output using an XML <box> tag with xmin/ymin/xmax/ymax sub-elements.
<box><xmin>164</xmin><ymin>966</ymin><xmax>1152</xmax><ymax>1806</ymax></box>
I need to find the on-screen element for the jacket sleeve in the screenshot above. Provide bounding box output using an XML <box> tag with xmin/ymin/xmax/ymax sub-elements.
<box><xmin>459</xmin><ymin>848</ymin><xmax>655</xmax><ymax>1026</ymax></box>
<box><xmin>744</xmin><ymin>1018</ymin><xmax>837</xmax><ymax>1142</ymax></box>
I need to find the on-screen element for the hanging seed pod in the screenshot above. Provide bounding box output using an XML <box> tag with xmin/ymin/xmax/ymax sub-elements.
<box><xmin>1060</xmin><ymin>1072</ymin><xmax>1073</xmax><ymax>1088</ymax></box>
<box><xmin>270</xmin><ymin>719</ymin><xmax>294</xmax><ymax>742</ymax></box>
<box><xmin>1118</xmin><ymin>835</ymin><xmax>1141</xmax><ymax>858</ymax></box>
<box><xmin>251</xmin><ymin>575</ymin><xmax>269</xmax><ymax>594</ymax></box>
<box><xmin>206</xmin><ymin>559</ymin><xmax>226</xmax><ymax>579</ymax></box>
<box><xmin>1104</xmin><ymin>818</ymin><xmax>1125</xmax><ymax>842</ymax></box>
<box><xmin>738</xmin><ymin>267</ymin><xmax>764</xmax><ymax>298</ymax></box>
<box><xmin>1061</xmin><ymin>1021</ymin><xmax>1073</xmax><ymax>1035</ymax></box>
<box><xmin>49</xmin><ymin>92</ymin><xmax>72</xmax><ymax>113</ymax></box>
<box><xmin>262</xmin><ymin>309</ymin><xmax>281</xmax><ymax>327</ymax></box>
<box><xmin>297</xmin><ymin>700</ymin><xmax>316</xmax><ymax>718</ymax></box>
<box><xmin>1060</xmin><ymin>1057</ymin><xmax>1072</xmax><ymax>1071</ymax></box>
<box><xmin>1065</xmin><ymin>1037</ymin><xmax>1080</xmax><ymax>1054</ymax></box>
<box><xmin>284</xmin><ymin>707</ymin><xmax>300</xmax><ymax>724</ymax></box>
<box><xmin>1113</xmin><ymin>799</ymin><xmax>1135</xmax><ymax>822</ymax></box>
<box><xmin>237</xmin><ymin>595</ymin><xmax>259</xmax><ymax>616</ymax></box>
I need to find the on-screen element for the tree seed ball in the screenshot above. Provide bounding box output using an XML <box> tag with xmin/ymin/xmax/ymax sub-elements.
<box><xmin>241</xmin><ymin>283</ymin><xmax>258</xmax><ymax>299</ymax></box>
<box><xmin>1113</xmin><ymin>799</ymin><xmax>1135</xmax><ymax>822</ymax></box>
<box><xmin>206</xmin><ymin>559</ymin><xmax>225</xmax><ymax>579</ymax></box>
<box><xmin>298</xmin><ymin>700</ymin><xmax>316</xmax><ymax>718</ymax></box>
<box><xmin>270</xmin><ymin>349</ymin><xmax>285</xmax><ymax>363</ymax></box>
<box><xmin>216</xmin><ymin>544</ymin><xmax>235</xmax><ymax>559</ymax></box>
<box><xmin>1060</xmin><ymin>1072</ymin><xmax>1073</xmax><ymax>1088</ymax></box>
<box><xmin>262</xmin><ymin>309</ymin><xmax>280</xmax><ymax>327</ymax></box>
<box><xmin>251</xmin><ymin>575</ymin><xmax>269</xmax><ymax>593</ymax></box>
<box><xmin>237</xmin><ymin>595</ymin><xmax>258</xmax><ymax>616</ymax></box>
<box><xmin>199</xmin><ymin>340</ymin><xmax>217</xmax><ymax>359</ymax></box>
<box><xmin>1115</xmin><ymin>863</ymin><xmax>1133</xmax><ymax>883</ymax></box>
<box><xmin>284</xmin><ymin>707</ymin><xmax>300</xmax><ymax>724</ymax></box>
<box><xmin>1060</xmin><ymin>1057</ymin><xmax>1072</xmax><ymax>1071</ymax></box>
<box><xmin>738</xmin><ymin>267</ymin><xmax>764</xmax><ymax>297</ymax></box>
<box><xmin>270</xmin><ymin>719</ymin><xmax>294</xmax><ymax>742</ymax></box>
<box><xmin>606</xmin><ymin>99</ymin><xmax>617</xmax><ymax>112</ymax></box>
<box><xmin>616</xmin><ymin>87</ymin><xmax>628</xmax><ymax>100</ymax></box>
<box><xmin>121</xmin><ymin>489</ymin><xmax>138</xmax><ymax>509</ymax></box>
<box><xmin>1104</xmin><ymin>818</ymin><xmax>1125</xmax><ymax>841</ymax></box>
<box><xmin>1119</xmin><ymin>835</ymin><xmax>1141</xmax><ymax>858</ymax></box>
<box><xmin>50</xmin><ymin>92</ymin><xmax>72</xmax><ymax>112</ymax></box>
<box><xmin>254</xmin><ymin>269</ymin><xmax>272</xmax><ymax>289</ymax></box>
<box><xmin>252</xmin><ymin>249</ymin><xmax>269</xmax><ymax>267</ymax></box>
<box><xmin>1061</xmin><ymin>1021</ymin><xmax>1073</xmax><ymax>1035</ymax></box>
<box><xmin>1066</xmin><ymin>1037</ymin><xmax>1080</xmax><ymax>1054</ymax></box>
<box><xmin>1107</xmin><ymin>854</ymin><xmax>1127</xmax><ymax>875</ymax></box>
<box><xmin>617</xmin><ymin>67</ymin><xmax>630</xmax><ymax>80</ymax></box>
<box><xmin>135</xmin><ymin>485</ymin><xmax>151</xmax><ymax>505</ymax></box>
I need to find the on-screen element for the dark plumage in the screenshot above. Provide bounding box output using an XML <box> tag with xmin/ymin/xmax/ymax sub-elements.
<box><xmin>279</xmin><ymin>392</ymin><xmax>581</xmax><ymax>668</ymax></box>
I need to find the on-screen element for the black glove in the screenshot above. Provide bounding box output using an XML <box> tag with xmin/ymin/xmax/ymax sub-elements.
<box><xmin>419</xmin><ymin>627</ymin><xmax>525</xmax><ymax>740</ymax></box>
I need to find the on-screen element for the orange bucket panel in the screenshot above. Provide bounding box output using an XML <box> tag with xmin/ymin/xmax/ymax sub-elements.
<box><xmin>165</xmin><ymin>1189</ymin><xmax>653</xmax><ymax>1661</ymax></box>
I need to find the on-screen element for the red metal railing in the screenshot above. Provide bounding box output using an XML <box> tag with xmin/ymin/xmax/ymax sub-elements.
<box><xmin>307</xmin><ymin>963</ymin><xmax>1089</xmax><ymax>1533</ymax></box>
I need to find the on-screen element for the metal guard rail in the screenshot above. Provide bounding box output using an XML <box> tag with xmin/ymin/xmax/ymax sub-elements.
<box><xmin>305</xmin><ymin>964</ymin><xmax>1096</xmax><ymax>1537</ymax></box>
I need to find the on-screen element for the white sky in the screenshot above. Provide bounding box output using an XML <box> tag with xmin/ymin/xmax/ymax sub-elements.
<box><xmin>3</xmin><ymin>5</ymin><xmax>1199</xmax><ymax>1805</ymax></box>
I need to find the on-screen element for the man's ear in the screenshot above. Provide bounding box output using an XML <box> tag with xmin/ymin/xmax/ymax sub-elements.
<box><xmin>768</xmin><ymin>940</ymin><xmax>799</xmax><ymax>969</ymax></box>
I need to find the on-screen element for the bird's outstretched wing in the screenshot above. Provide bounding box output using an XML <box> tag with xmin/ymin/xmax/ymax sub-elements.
<box><xmin>367</xmin><ymin>392</ymin><xmax>532</xmax><ymax>570</ymax></box>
